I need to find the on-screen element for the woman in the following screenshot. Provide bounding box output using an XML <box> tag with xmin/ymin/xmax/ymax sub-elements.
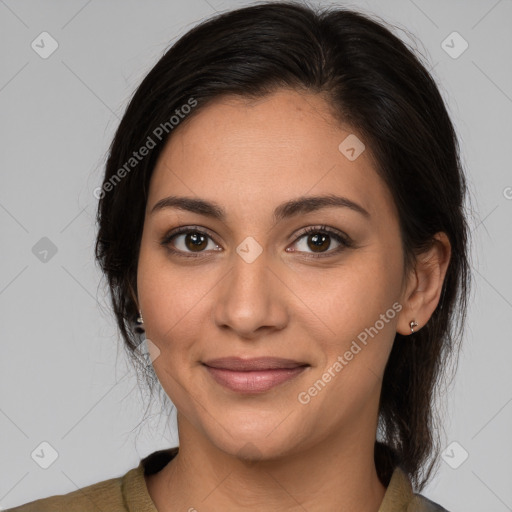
<box><xmin>8</xmin><ymin>2</ymin><xmax>470</xmax><ymax>511</ymax></box>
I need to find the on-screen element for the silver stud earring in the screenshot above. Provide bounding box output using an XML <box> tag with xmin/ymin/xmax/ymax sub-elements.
<box><xmin>409</xmin><ymin>320</ymin><xmax>418</xmax><ymax>334</ymax></box>
<box><xmin>136</xmin><ymin>310</ymin><xmax>144</xmax><ymax>325</ymax></box>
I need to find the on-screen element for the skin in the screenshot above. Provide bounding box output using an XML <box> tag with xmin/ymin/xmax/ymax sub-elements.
<box><xmin>136</xmin><ymin>89</ymin><xmax>451</xmax><ymax>512</ymax></box>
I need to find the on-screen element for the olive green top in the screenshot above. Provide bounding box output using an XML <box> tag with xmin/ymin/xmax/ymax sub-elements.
<box><xmin>6</xmin><ymin>447</ymin><xmax>448</xmax><ymax>511</ymax></box>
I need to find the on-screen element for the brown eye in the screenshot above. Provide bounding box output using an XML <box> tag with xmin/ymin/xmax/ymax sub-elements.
<box><xmin>161</xmin><ymin>227</ymin><xmax>221</xmax><ymax>256</ymax></box>
<box><xmin>306</xmin><ymin>232</ymin><xmax>331</xmax><ymax>252</ymax></box>
<box><xmin>183</xmin><ymin>232</ymin><xmax>208</xmax><ymax>251</ymax></box>
<box><xmin>288</xmin><ymin>225</ymin><xmax>353</xmax><ymax>258</ymax></box>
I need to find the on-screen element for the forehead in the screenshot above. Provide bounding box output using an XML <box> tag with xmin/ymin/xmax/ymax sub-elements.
<box><xmin>158</xmin><ymin>90</ymin><xmax>346</xmax><ymax>166</ymax></box>
<box><xmin>147</xmin><ymin>89</ymin><xmax>395</xmax><ymax>224</ymax></box>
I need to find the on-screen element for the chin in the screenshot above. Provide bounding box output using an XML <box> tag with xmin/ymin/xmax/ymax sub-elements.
<box><xmin>204</xmin><ymin>422</ymin><xmax>298</xmax><ymax>462</ymax></box>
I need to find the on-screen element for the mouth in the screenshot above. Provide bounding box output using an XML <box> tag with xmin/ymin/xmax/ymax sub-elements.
<box><xmin>202</xmin><ymin>357</ymin><xmax>310</xmax><ymax>393</ymax></box>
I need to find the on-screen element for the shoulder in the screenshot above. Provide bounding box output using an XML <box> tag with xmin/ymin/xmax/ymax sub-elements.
<box><xmin>4</xmin><ymin>468</ymin><xmax>134</xmax><ymax>512</ymax></box>
<box><xmin>380</xmin><ymin>466</ymin><xmax>450</xmax><ymax>512</ymax></box>
<box><xmin>5</xmin><ymin>448</ymin><xmax>178</xmax><ymax>512</ymax></box>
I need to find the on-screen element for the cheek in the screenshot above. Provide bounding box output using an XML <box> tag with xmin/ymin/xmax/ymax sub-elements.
<box><xmin>301</xmin><ymin>249</ymin><xmax>402</xmax><ymax>341</ymax></box>
<box><xmin>295</xmin><ymin>258</ymin><xmax>401</xmax><ymax>428</ymax></box>
<box><xmin>136</xmin><ymin>239</ymin><xmax>221</xmax><ymax>368</ymax></box>
<box><xmin>303</xmin><ymin>243</ymin><xmax>404</xmax><ymax>403</ymax></box>
<box><xmin>137</xmin><ymin>253</ymin><xmax>211</xmax><ymax>410</ymax></box>
<box><xmin>138</xmin><ymin>268</ymin><xmax>211</xmax><ymax>352</ymax></box>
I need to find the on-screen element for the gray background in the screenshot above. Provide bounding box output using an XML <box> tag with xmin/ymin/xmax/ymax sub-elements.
<box><xmin>1</xmin><ymin>0</ymin><xmax>511</xmax><ymax>510</ymax></box>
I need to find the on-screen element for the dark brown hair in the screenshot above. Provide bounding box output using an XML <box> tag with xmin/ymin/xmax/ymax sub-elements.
<box><xmin>94</xmin><ymin>1</ymin><xmax>471</xmax><ymax>491</ymax></box>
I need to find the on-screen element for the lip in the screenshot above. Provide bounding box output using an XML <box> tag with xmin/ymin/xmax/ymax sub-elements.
<box><xmin>203</xmin><ymin>356</ymin><xmax>308</xmax><ymax>371</ymax></box>
<box><xmin>202</xmin><ymin>357</ymin><xmax>309</xmax><ymax>393</ymax></box>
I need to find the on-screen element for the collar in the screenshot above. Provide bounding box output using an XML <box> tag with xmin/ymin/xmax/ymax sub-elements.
<box><xmin>378</xmin><ymin>466</ymin><xmax>414</xmax><ymax>511</ymax></box>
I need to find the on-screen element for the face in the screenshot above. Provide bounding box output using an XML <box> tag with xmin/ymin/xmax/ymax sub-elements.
<box><xmin>137</xmin><ymin>89</ymin><xmax>409</xmax><ymax>460</ymax></box>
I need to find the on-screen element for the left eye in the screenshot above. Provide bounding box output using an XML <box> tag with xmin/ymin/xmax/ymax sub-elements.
<box><xmin>288</xmin><ymin>226</ymin><xmax>351</xmax><ymax>256</ymax></box>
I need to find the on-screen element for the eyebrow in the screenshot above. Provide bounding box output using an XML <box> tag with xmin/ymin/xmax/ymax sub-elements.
<box><xmin>150</xmin><ymin>194</ymin><xmax>370</xmax><ymax>223</ymax></box>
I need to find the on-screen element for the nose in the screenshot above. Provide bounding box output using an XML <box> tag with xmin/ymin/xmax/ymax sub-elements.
<box><xmin>212</xmin><ymin>248</ymin><xmax>288</xmax><ymax>340</ymax></box>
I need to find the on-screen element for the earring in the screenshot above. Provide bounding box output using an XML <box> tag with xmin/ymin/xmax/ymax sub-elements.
<box><xmin>409</xmin><ymin>320</ymin><xmax>418</xmax><ymax>334</ymax></box>
<box><xmin>136</xmin><ymin>310</ymin><xmax>144</xmax><ymax>325</ymax></box>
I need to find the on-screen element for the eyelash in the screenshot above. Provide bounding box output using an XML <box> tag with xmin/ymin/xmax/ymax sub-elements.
<box><xmin>160</xmin><ymin>225</ymin><xmax>354</xmax><ymax>259</ymax></box>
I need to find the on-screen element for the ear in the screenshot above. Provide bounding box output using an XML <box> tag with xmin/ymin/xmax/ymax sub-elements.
<box><xmin>396</xmin><ymin>232</ymin><xmax>451</xmax><ymax>335</ymax></box>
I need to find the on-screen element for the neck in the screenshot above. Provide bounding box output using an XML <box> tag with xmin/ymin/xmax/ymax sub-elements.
<box><xmin>146</xmin><ymin>415</ymin><xmax>387</xmax><ymax>512</ymax></box>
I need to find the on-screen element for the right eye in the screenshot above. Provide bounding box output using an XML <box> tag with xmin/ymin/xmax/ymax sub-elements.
<box><xmin>160</xmin><ymin>226</ymin><xmax>222</xmax><ymax>257</ymax></box>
